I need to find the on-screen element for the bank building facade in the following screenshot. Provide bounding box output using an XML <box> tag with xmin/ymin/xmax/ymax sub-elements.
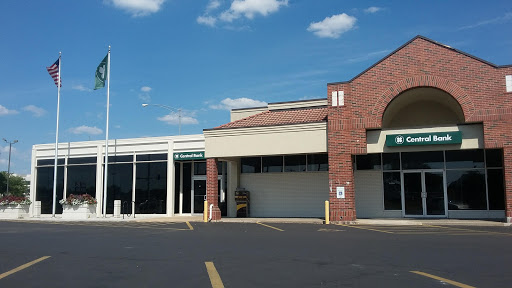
<box><xmin>29</xmin><ymin>36</ymin><xmax>512</xmax><ymax>223</ymax></box>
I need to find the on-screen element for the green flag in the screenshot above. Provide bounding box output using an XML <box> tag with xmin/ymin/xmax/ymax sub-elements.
<box><xmin>94</xmin><ymin>54</ymin><xmax>108</xmax><ymax>90</ymax></box>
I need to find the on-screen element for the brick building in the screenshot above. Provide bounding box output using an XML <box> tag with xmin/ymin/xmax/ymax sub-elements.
<box><xmin>205</xmin><ymin>35</ymin><xmax>512</xmax><ymax>223</ymax></box>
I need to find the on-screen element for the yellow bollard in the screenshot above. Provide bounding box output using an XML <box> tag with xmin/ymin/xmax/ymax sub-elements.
<box><xmin>325</xmin><ymin>200</ymin><xmax>329</xmax><ymax>224</ymax></box>
<box><xmin>204</xmin><ymin>200</ymin><xmax>208</xmax><ymax>222</ymax></box>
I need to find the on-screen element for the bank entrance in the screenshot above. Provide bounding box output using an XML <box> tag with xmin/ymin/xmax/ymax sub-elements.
<box><xmin>403</xmin><ymin>170</ymin><xmax>445</xmax><ymax>217</ymax></box>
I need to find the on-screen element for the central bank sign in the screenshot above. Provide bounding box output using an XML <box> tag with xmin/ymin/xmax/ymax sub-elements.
<box><xmin>386</xmin><ymin>131</ymin><xmax>462</xmax><ymax>147</ymax></box>
<box><xmin>173</xmin><ymin>151</ymin><xmax>205</xmax><ymax>161</ymax></box>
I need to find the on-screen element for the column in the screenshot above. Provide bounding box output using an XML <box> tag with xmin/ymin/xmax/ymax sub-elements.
<box><xmin>206</xmin><ymin>158</ymin><xmax>221</xmax><ymax>220</ymax></box>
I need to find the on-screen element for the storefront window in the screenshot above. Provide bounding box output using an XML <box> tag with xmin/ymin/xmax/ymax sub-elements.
<box><xmin>135</xmin><ymin>162</ymin><xmax>167</xmax><ymax>214</ymax></box>
<box><xmin>307</xmin><ymin>154</ymin><xmax>328</xmax><ymax>171</ymax></box>
<box><xmin>136</xmin><ymin>154</ymin><xmax>167</xmax><ymax>161</ymax></box>
<box><xmin>487</xmin><ymin>169</ymin><xmax>505</xmax><ymax>210</ymax></box>
<box><xmin>383</xmin><ymin>172</ymin><xmax>402</xmax><ymax>210</ymax></box>
<box><xmin>284</xmin><ymin>155</ymin><xmax>306</xmax><ymax>172</ymax></box>
<box><xmin>105</xmin><ymin>163</ymin><xmax>133</xmax><ymax>214</ymax></box>
<box><xmin>356</xmin><ymin>154</ymin><xmax>381</xmax><ymax>170</ymax></box>
<box><xmin>68</xmin><ymin>157</ymin><xmax>96</xmax><ymax>165</ymax></box>
<box><xmin>263</xmin><ymin>156</ymin><xmax>283</xmax><ymax>173</ymax></box>
<box><xmin>36</xmin><ymin>166</ymin><xmax>64</xmax><ymax>214</ymax></box>
<box><xmin>241</xmin><ymin>157</ymin><xmax>261</xmax><ymax>173</ymax></box>
<box><xmin>37</xmin><ymin>159</ymin><xmax>64</xmax><ymax>166</ymax></box>
<box><xmin>382</xmin><ymin>153</ymin><xmax>400</xmax><ymax>170</ymax></box>
<box><xmin>445</xmin><ymin>149</ymin><xmax>484</xmax><ymax>169</ymax></box>
<box><xmin>401</xmin><ymin>151</ymin><xmax>444</xmax><ymax>169</ymax></box>
<box><xmin>194</xmin><ymin>162</ymin><xmax>207</xmax><ymax>175</ymax></box>
<box><xmin>447</xmin><ymin>170</ymin><xmax>486</xmax><ymax>210</ymax></box>
<box><xmin>485</xmin><ymin>149</ymin><xmax>503</xmax><ymax>168</ymax></box>
<box><xmin>66</xmin><ymin>165</ymin><xmax>96</xmax><ymax>198</ymax></box>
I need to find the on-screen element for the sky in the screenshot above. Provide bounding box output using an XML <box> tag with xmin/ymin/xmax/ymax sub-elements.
<box><xmin>1</xmin><ymin>0</ymin><xmax>511</xmax><ymax>176</ymax></box>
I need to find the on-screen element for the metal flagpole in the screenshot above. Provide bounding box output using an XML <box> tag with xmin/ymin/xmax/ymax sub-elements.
<box><xmin>52</xmin><ymin>52</ymin><xmax>61</xmax><ymax>217</ymax></box>
<box><xmin>102</xmin><ymin>46</ymin><xmax>111</xmax><ymax>217</ymax></box>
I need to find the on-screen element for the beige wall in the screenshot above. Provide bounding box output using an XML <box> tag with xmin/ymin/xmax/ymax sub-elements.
<box><xmin>205</xmin><ymin>122</ymin><xmax>327</xmax><ymax>158</ymax></box>
<box><xmin>366</xmin><ymin>124</ymin><xmax>483</xmax><ymax>153</ymax></box>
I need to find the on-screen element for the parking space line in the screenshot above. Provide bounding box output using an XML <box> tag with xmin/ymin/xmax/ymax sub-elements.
<box><xmin>0</xmin><ymin>256</ymin><xmax>51</xmax><ymax>280</ymax></box>
<box><xmin>256</xmin><ymin>222</ymin><xmax>284</xmax><ymax>231</ymax></box>
<box><xmin>205</xmin><ymin>262</ymin><xmax>225</xmax><ymax>288</ymax></box>
<box><xmin>335</xmin><ymin>224</ymin><xmax>395</xmax><ymax>234</ymax></box>
<box><xmin>186</xmin><ymin>221</ymin><xmax>194</xmax><ymax>230</ymax></box>
<box><xmin>424</xmin><ymin>225</ymin><xmax>512</xmax><ymax>236</ymax></box>
<box><xmin>411</xmin><ymin>271</ymin><xmax>476</xmax><ymax>288</ymax></box>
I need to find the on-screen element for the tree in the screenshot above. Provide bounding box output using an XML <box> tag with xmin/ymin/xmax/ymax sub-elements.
<box><xmin>0</xmin><ymin>171</ymin><xmax>29</xmax><ymax>196</ymax></box>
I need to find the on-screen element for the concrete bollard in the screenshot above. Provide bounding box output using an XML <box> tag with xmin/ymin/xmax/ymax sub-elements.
<box><xmin>33</xmin><ymin>201</ymin><xmax>41</xmax><ymax>218</ymax></box>
<box><xmin>114</xmin><ymin>200</ymin><xmax>121</xmax><ymax>218</ymax></box>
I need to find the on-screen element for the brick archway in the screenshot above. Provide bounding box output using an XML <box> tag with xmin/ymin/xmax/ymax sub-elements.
<box><xmin>371</xmin><ymin>76</ymin><xmax>474</xmax><ymax>125</ymax></box>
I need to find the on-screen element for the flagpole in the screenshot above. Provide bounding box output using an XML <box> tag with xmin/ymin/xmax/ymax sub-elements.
<box><xmin>102</xmin><ymin>46</ymin><xmax>111</xmax><ymax>217</ymax></box>
<box><xmin>52</xmin><ymin>52</ymin><xmax>61</xmax><ymax>218</ymax></box>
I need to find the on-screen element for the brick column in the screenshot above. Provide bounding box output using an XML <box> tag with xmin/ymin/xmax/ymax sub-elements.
<box><xmin>328</xmin><ymin>153</ymin><xmax>356</xmax><ymax>223</ymax></box>
<box><xmin>206</xmin><ymin>158</ymin><xmax>221</xmax><ymax>221</ymax></box>
<box><xmin>504</xmin><ymin>148</ymin><xmax>512</xmax><ymax>223</ymax></box>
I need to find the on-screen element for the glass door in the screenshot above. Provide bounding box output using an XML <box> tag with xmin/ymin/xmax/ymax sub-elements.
<box><xmin>402</xmin><ymin>170</ymin><xmax>446</xmax><ymax>217</ymax></box>
<box><xmin>192</xmin><ymin>179</ymin><xmax>206</xmax><ymax>214</ymax></box>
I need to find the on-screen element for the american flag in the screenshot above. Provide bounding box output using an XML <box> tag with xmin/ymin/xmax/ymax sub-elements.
<box><xmin>46</xmin><ymin>58</ymin><xmax>61</xmax><ymax>87</ymax></box>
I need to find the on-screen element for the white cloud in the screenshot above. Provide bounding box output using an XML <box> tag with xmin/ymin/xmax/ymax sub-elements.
<box><xmin>0</xmin><ymin>105</ymin><xmax>19</xmax><ymax>116</ymax></box>
<box><xmin>458</xmin><ymin>12</ymin><xmax>512</xmax><ymax>30</ymax></box>
<box><xmin>141</xmin><ymin>86</ymin><xmax>152</xmax><ymax>92</ymax></box>
<box><xmin>22</xmin><ymin>105</ymin><xmax>46</xmax><ymax>117</ymax></box>
<box><xmin>206</xmin><ymin>0</ymin><xmax>221</xmax><ymax>12</ymax></box>
<box><xmin>107</xmin><ymin>0</ymin><xmax>165</xmax><ymax>17</ymax></box>
<box><xmin>210</xmin><ymin>97</ymin><xmax>267</xmax><ymax>110</ymax></box>
<box><xmin>72</xmin><ymin>84</ymin><xmax>91</xmax><ymax>92</ymax></box>
<box><xmin>364</xmin><ymin>7</ymin><xmax>381</xmax><ymax>14</ymax></box>
<box><xmin>220</xmin><ymin>0</ymin><xmax>288</xmax><ymax>22</ymax></box>
<box><xmin>197</xmin><ymin>15</ymin><xmax>217</xmax><ymax>27</ymax></box>
<box><xmin>307</xmin><ymin>13</ymin><xmax>357</xmax><ymax>39</ymax></box>
<box><xmin>68</xmin><ymin>125</ymin><xmax>103</xmax><ymax>135</ymax></box>
<box><xmin>157</xmin><ymin>113</ymin><xmax>198</xmax><ymax>125</ymax></box>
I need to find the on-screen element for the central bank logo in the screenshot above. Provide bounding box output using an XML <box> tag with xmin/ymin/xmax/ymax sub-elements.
<box><xmin>395</xmin><ymin>135</ymin><xmax>404</xmax><ymax>145</ymax></box>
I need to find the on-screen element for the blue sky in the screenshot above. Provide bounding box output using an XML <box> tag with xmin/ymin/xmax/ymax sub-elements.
<box><xmin>1</xmin><ymin>0</ymin><xmax>511</xmax><ymax>175</ymax></box>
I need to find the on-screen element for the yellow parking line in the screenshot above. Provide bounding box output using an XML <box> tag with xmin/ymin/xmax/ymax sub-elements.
<box><xmin>256</xmin><ymin>222</ymin><xmax>284</xmax><ymax>231</ymax></box>
<box><xmin>205</xmin><ymin>262</ymin><xmax>225</xmax><ymax>288</ymax></box>
<box><xmin>424</xmin><ymin>225</ymin><xmax>512</xmax><ymax>236</ymax></box>
<box><xmin>336</xmin><ymin>224</ymin><xmax>395</xmax><ymax>234</ymax></box>
<box><xmin>186</xmin><ymin>221</ymin><xmax>194</xmax><ymax>230</ymax></box>
<box><xmin>0</xmin><ymin>256</ymin><xmax>51</xmax><ymax>280</ymax></box>
<box><xmin>411</xmin><ymin>271</ymin><xmax>476</xmax><ymax>288</ymax></box>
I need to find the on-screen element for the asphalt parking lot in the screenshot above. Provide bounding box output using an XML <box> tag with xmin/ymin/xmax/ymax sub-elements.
<box><xmin>0</xmin><ymin>220</ymin><xmax>511</xmax><ymax>288</ymax></box>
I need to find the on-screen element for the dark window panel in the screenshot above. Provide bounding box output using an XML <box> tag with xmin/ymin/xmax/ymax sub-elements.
<box><xmin>284</xmin><ymin>155</ymin><xmax>306</xmax><ymax>172</ymax></box>
<box><xmin>401</xmin><ymin>151</ymin><xmax>444</xmax><ymax>170</ymax></box>
<box><xmin>36</xmin><ymin>166</ymin><xmax>64</xmax><ymax>214</ymax></box>
<box><xmin>66</xmin><ymin>165</ymin><xmax>96</xmax><ymax>198</ymax></box>
<box><xmin>383</xmin><ymin>172</ymin><xmax>402</xmax><ymax>210</ymax></box>
<box><xmin>445</xmin><ymin>149</ymin><xmax>484</xmax><ymax>169</ymax></box>
<box><xmin>447</xmin><ymin>170</ymin><xmax>486</xmax><ymax>210</ymax></box>
<box><xmin>105</xmin><ymin>163</ymin><xmax>133</xmax><ymax>214</ymax></box>
<box><xmin>37</xmin><ymin>159</ymin><xmax>65</xmax><ymax>166</ymax></box>
<box><xmin>382</xmin><ymin>153</ymin><xmax>400</xmax><ymax>170</ymax></box>
<box><xmin>356</xmin><ymin>154</ymin><xmax>381</xmax><ymax>170</ymax></box>
<box><xmin>68</xmin><ymin>157</ymin><xmax>97</xmax><ymax>165</ymax></box>
<box><xmin>194</xmin><ymin>162</ymin><xmax>207</xmax><ymax>175</ymax></box>
<box><xmin>307</xmin><ymin>154</ymin><xmax>328</xmax><ymax>171</ymax></box>
<box><xmin>105</xmin><ymin>155</ymin><xmax>133</xmax><ymax>163</ymax></box>
<box><xmin>262</xmin><ymin>156</ymin><xmax>283</xmax><ymax>173</ymax></box>
<box><xmin>135</xmin><ymin>162</ymin><xmax>167</xmax><ymax>214</ymax></box>
<box><xmin>136</xmin><ymin>154</ymin><xmax>167</xmax><ymax>161</ymax></box>
<box><xmin>487</xmin><ymin>169</ymin><xmax>505</xmax><ymax>210</ymax></box>
<box><xmin>486</xmin><ymin>149</ymin><xmax>503</xmax><ymax>168</ymax></box>
<box><xmin>241</xmin><ymin>157</ymin><xmax>261</xmax><ymax>173</ymax></box>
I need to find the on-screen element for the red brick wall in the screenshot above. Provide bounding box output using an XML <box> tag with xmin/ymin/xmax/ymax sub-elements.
<box><xmin>206</xmin><ymin>158</ymin><xmax>221</xmax><ymax>220</ymax></box>
<box><xmin>327</xmin><ymin>36</ymin><xmax>512</xmax><ymax>222</ymax></box>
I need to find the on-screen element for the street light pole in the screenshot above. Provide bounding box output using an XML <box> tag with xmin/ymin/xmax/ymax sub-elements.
<box><xmin>142</xmin><ymin>103</ymin><xmax>182</xmax><ymax>135</ymax></box>
<box><xmin>2</xmin><ymin>138</ymin><xmax>18</xmax><ymax>194</ymax></box>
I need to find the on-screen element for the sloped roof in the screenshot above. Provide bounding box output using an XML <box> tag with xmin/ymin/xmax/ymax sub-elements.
<box><xmin>213</xmin><ymin>107</ymin><xmax>328</xmax><ymax>130</ymax></box>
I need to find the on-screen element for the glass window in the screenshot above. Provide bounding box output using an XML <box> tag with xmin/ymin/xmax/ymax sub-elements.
<box><xmin>307</xmin><ymin>154</ymin><xmax>328</xmax><ymax>171</ymax></box>
<box><xmin>37</xmin><ymin>159</ymin><xmax>65</xmax><ymax>166</ymax></box>
<box><xmin>284</xmin><ymin>155</ymin><xmax>306</xmax><ymax>172</ymax></box>
<box><xmin>194</xmin><ymin>162</ymin><xmax>207</xmax><ymax>175</ymax></box>
<box><xmin>66</xmin><ymin>165</ymin><xmax>96</xmax><ymax>197</ymax></box>
<box><xmin>447</xmin><ymin>170</ymin><xmax>486</xmax><ymax>210</ymax></box>
<box><xmin>36</xmin><ymin>166</ymin><xmax>64</xmax><ymax>214</ymax></box>
<box><xmin>445</xmin><ymin>149</ymin><xmax>484</xmax><ymax>169</ymax></box>
<box><xmin>105</xmin><ymin>163</ymin><xmax>133</xmax><ymax>214</ymax></box>
<box><xmin>106</xmin><ymin>155</ymin><xmax>133</xmax><ymax>163</ymax></box>
<box><xmin>487</xmin><ymin>169</ymin><xmax>505</xmax><ymax>210</ymax></box>
<box><xmin>135</xmin><ymin>162</ymin><xmax>167</xmax><ymax>214</ymax></box>
<box><xmin>136</xmin><ymin>154</ymin><xmax>167</xmax><ymax>161</ymax></box>
<box><xmin>401</xmin><ymin>151</ymin><xmax>444</xmax><ymax>169</ymax></box>
<box><xmin>241</xmin><ymin>157</ymin><xmax>261</xmax><ymax>173</ymax></box>
<box><xmin>382</xmin><ymin>153</ymin><xmax>400</xmax><ymax>170</ymax></box>
<box><xmin>68</xmin><ymin>157</ymin><xmax>97</xmax><ymax>165</ymax></box>
<box><xmin>486</xmin><ymin>149</ymin><xmax>503</xmax><ymax>168</ymax></box>
<box><xmin>383</xmin><ymin>172</ymin><xmax>402</xmax><ymax>210</ymax></box>
<box><xmin>263</xmin><ymin>156</ymin><xmax>283</xmax><ymax>173</ymax></box>
<box><xmin>356</xmin><ymin>154</ymin><xmax>381</xmax><ymax>170</ymax></box>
